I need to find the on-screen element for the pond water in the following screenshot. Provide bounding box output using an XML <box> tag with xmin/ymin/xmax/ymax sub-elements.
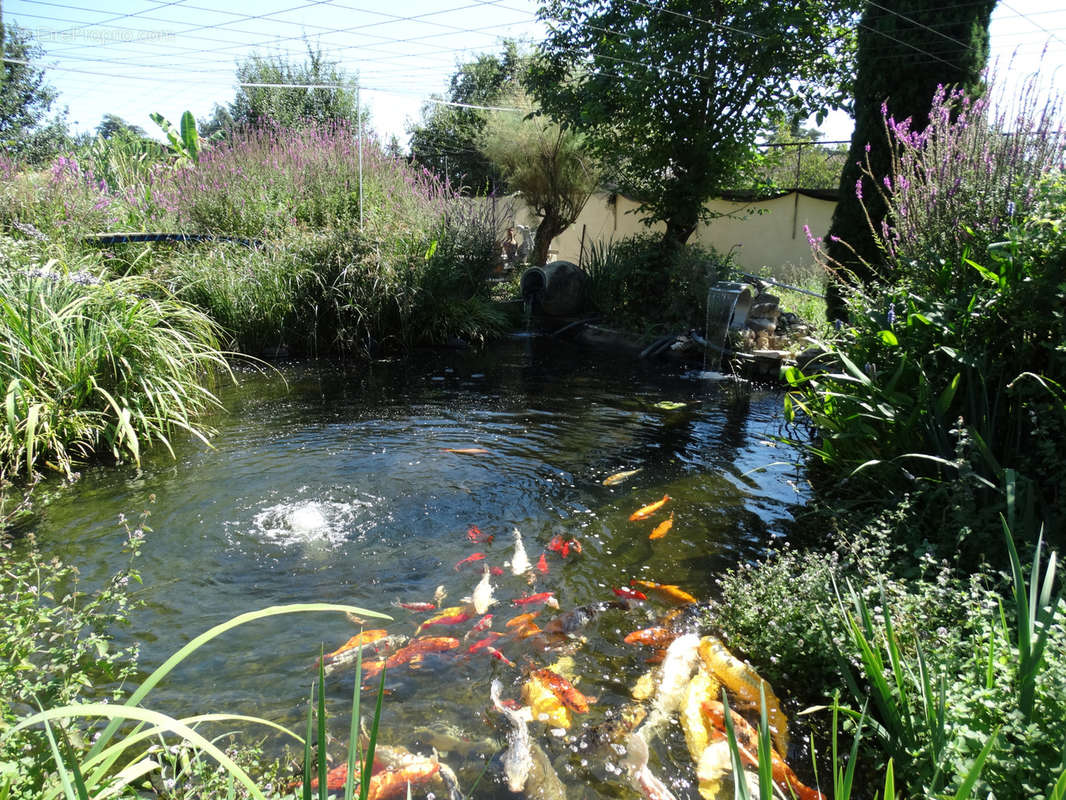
<box><xmin>24</xmin><ymin>335</ymin><xmax>807</xmax><ymax>797</ymax></box>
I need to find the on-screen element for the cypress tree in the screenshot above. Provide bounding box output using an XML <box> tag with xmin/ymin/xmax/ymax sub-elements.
<box><xmin>824</xmin><ymin>0</ymin><xmax>996</xmax><ymax>320</ymax></box>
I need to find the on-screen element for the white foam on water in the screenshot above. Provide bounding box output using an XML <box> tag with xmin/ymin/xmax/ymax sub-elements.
<box><xmin>245</xmin><ymin>498</ymin><xmax>371</xmax><ymax>548</ymax></box>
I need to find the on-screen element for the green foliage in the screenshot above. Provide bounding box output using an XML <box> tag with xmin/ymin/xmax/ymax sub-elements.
<box><xmin>0</xmin><ymin>24</ymin><xmax>69</xmax><ymax>165</ymax></box>
<box><xmin>789</xmin><ymin>84</ymin><xmax>1066</xmax><ymax>550</ymax></box>
<box><xmin>479</xmin><ymin>87</ymin><xmax>600</xmax><ymax>265</ymax></box>
<box><xmin>2</xmin><ymin>597</ymin><xmax>388</xmax><ymax>800</ymax></box>
<box><xmin>229</xmin><ymin>44</ymin><xmax>362</xmax><ymax>131</ymax></box>
<box><xmin>0</xmin><ymin>239</ymin><xmax>228</xmax><ymax>479</ymax></box>
<box><xmin>530</xmin><ymin>0</ymin><xmax>859</xmax><ymax>251</ymax></box>
<box><xmin>0</xmin><ymin>523</ymin><xmax>143</xmax><ymax>796</ymax></box>
<box><xmin>582</xmin><ymin>233</ymin><xmax>729</xmax><ymax>331</ymax></box>
<box><xmin>408</xmin><ymin>41</ymin><xmax>528</xmax><ymax>194</ymax></box>
<box><xmin>754</xmin><ymin>125</ymin><xmax>848</xmax><ymax>192</ymax></box>
<box><xmin>149</xmin><ymin>110</ymin><xmax>203</xmax><ymax>164</ymax></box>
<box><xmin>716</xmin><ymin>513</ymin><xmax>1066</xmax><ymax>798</ymax></box>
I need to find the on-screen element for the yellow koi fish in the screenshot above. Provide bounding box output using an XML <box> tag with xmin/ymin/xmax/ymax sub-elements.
<box><xmin>603</xmin><ymin>468</ymin><xmax>643</xmax><ymax>486</ymax></box>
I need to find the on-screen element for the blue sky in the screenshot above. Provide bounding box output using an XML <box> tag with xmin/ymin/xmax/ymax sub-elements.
<box><xmin>6</xmin><ymin>0</ymin><xmax>1065</xmax><ymax>146</ymax></box>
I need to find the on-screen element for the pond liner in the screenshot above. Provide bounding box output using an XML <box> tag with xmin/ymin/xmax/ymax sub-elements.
<box><xmin>82</xmin><ymin>232</ymin><xmax>264</xmax><ymax>248</ymax></box>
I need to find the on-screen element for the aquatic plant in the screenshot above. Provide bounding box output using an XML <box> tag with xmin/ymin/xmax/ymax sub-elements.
<box><xmin>2</xmin><ymin>602</ymin><xmax>391</xmax><ymax>800</ymax></box>
<box><xmin>0</xmin><ymin>241</ymin><xmax>229</xmax><ymax>479</ymax></box>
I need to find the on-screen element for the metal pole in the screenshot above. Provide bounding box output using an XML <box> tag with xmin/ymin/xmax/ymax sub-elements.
<box><xmin>357</xmin><ymin>82</ymin><xmax>363</xmax><ymax>233</ymax></box>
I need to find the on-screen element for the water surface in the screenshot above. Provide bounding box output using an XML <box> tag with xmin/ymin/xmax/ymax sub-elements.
<box><xmin>26</xmin><ymin>336</ymin><xmax>806</xmax><ymax>797</ymax></box>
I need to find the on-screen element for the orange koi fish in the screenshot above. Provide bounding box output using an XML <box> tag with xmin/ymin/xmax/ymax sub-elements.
<box><xmin>506</xmin><ymin>611</ymin><xmax>541</xmax><ymax>628</ymax></box>
<box><xmin>324</xmin><ymin>629</ymin><xmax>389</xmax><ymax>660</ymax></box>
<box><xmin>630</xmin><ymin>579</ymin><xmax>698</xmax><ymax>606</ymax></box>
<box><xmin>613</xmin><ymin>587</ymin><xmax>648</xmax><ymax>601</ymax></box>
<box><xmin>530</xmin><ymin>668</ymin><xmax>591</xmax><ymax>713</ymax></box>
<box><xmin>701</xmin><ymin>700</ymin><xmax>824</xmax><ymax>800</ymax></box>
<box><xmin>536</xmin><ymin>553</ymin><xmax>549</xmax><ymax>574</ymax></box>
<box><xmin>442</xmin><ymin>447</ymin><xmax>489</xmax><ymax>455</ymax></box>
<box><xmin>512</xmin><ymin>622</ymin><xmax>542</xmax><ymax>639</ymax></box>
<box><xmin>455</xmin><ymin>552</ymin><xmax>487</xmax><ymax>570</ymax></box>
<box><xmin>649</xmin><ymin>513</ymin><xmax>674</xmax><ymax>540</ymax></box>
<box><xmin>629</xmin><ymin>494</ymin><xmax>670</xmax><ymax>521</ymax></box>
<box><xmin>393</xmin><ymin>600</ymin><xmax>437</xmax><ymax>612</ymax></box>
<box><xmin>467</xmin><ymin>525</ymin><xmax>494</xmax><ymax>543</ymax></box>
<box><xmin>512</xmin><ymin>591</ymin><xmax>557</xmax><ymax>607</ymax></box>
<box><xmin>416</xmin><ymin>607</ymin><xmax>474</xmax><ymax>634</ymax></box>
<box><xmin>386</xmin><ymin>636</ymin><xmax>460</xmax><ymax>669</ymax></box>
<box><xmin>603</xmin><ymin>467</ymin><xmax>642</xmax><ymax>486</ymax></box>
<box><xmin>366</xmin><ymin>760</ymin><xmax>441</xmax><ymax>800</ymax></box>
<box><xmin>623</xmin><ymin>626</ymin><xmax>678</xmax><ymax>648</ymax></box>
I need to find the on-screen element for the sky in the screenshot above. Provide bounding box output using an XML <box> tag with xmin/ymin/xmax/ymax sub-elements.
<box><xmin>5</xmin><ymin>0</ymin><xmax>1066</xmax><ymax>147</ymax></box>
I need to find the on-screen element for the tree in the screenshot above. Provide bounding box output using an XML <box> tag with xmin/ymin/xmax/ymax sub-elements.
<box><xmin>408</xmin><ymin>41</ymin><xmax>527</xmax><ymax>194</ymax></box>
<box><xmin>228</xmin><ymin>44</ymin><xmax>363</xmax><ymax>130</ymax></box>
<box><xmin>95</xmin><ymin>114</ymin><xmax>146</xmax><ymax>140</ymax></box>
<box><xmin>0</xmin><ymin>24</ymin><xmax>68</xmax><ymax>163</ymax></box>
<box><xmin>755</xmin><ymin>124</ymin><xmax>849</xmax><ymax>192</ymax></box>
<box><xmin>480</xmin><ymin>87</ymin><xmax>600</xmax><ymax>266</ymax></box>
<box><xmin>530</xmin><ymin>0</ymin><xmax>859</xmax><ymax>266</ymax></box>
<box><xmin>823</xmin><ymin>0</ymin><xmax>996</xmax><ymax>320</ymax></box>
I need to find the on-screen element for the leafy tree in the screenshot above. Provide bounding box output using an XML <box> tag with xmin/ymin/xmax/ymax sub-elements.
<box><xmin>95</xmin><ymin>114</ymin><xmax>146</xmax><ymax>140</ymax></box>
<box><xmin>197</xmin><ymin>103</ymin><xmax>235</xmax><ymax>139</ymax></box>
<box><xmin>0</xmin><ymin>24</ymin><xmax>68</xmax><ymax>163</ymax></box>
<box><xmin>755</xmin><ymin>123</ymin><xmax>848</xmax><ymax>192</ymax></box>
<box><xmin>480</xmin><ymin>87</ymin><xmax>600</xmax><ymax>266</ymax></box>
<box><xmin>530</xmin><ymin>0</ymin><xmax>859</xmax><ymax>265</ymax></box>
<box><xmin>228</xmin><ymin>44</ymin><xmax>363</xmax><ymax>130</ymax></box>
<box><xmin>408</xmin><ymin>41</ymin><xmax>527</xmax><ymax>194</ymax></box>
<box><xmin>823</xmin><ymin>0</ymin><xmax>996</xmax><ymax>320</ymax></box>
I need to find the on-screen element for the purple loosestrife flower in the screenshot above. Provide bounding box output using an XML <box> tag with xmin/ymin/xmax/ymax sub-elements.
<box><xmin>855</xmin><ymin>178</ymin><xmax>863</xmax><ymax>200</ymax></box>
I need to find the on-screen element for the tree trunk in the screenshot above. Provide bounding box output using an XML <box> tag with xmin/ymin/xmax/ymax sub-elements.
<box><xmin>531</xmin><ymin>213</ymin><xmax>567</xmax><ymax>266</ymax></box>
<box><xmin>823</xmin><ymin>0</ymin><xmax>996</xmax><ymax>321</ymax></box>
<box><xmin>657</xmin><ymin>209</ymin><xmax>700</xmax><ymax>273</ymax></box>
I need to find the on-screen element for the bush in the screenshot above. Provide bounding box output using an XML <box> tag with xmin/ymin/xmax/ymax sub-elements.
<box><xmin>583</xmin><ymin>233</ymin><xmax>729</xmax><ymax>332</ymax></box>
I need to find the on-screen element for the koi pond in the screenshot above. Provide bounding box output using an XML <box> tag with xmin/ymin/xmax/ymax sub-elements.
<box><xmin>22</xmin><ymin>335</ymin><xmax>813</xmax><ymax>798</ymax></box>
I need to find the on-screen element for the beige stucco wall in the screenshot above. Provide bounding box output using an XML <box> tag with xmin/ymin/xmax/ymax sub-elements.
<box><xmin>495</xmin><ymin>191</ymin><xmax>836</xmax><ymax>275</ymax></box>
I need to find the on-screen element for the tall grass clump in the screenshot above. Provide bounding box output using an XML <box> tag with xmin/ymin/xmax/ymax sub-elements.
<box><xmin>0</xmin><ymin>238</ymin><xmax>228</xmax><ymax>479</ymax></box>
<box><xmin>787</xmin><ymin>74</ymin><xmax>1066</xmax><ymax>551</ymax></box>
<box><xmin>151</xmin><ymin>121</ymin><xmax>506</xmax><ymax>355</ymax></box>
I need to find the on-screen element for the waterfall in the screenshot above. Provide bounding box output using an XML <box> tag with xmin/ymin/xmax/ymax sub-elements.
<box><xmin>703</xmin><ymin>282</ymin><xmax>752</xmax><ymax>371</ymax></box>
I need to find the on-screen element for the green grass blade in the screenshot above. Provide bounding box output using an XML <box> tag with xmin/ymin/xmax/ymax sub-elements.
<box><xmin>317</xmin><ymin>652</ymin><xmax>328</xmax><ymax>800</ymax></box>
<box><xmin>344</xmin><ymin>645</ymin><xmax>364</xmax><ymax>800</ymax></box>
<box><xmin>87</xmin><ymin>603</ymin><xmax>390</xmax><ymax>760</ymax></box>
<box><xmin>719</xmin><ymin>690</ymin><xmax>751</xmax><ymax>800</ymax></box>
<box><xmin>756</xmin><ymin>684</ymin><xmax>773</xmax><ymax>799</ymax></box>
<box><xmin>303</xmin><ymin>683</ymin><xmax>314</xmax><ymax>800</ymax></box>
<box><xmin>881</xmin><ymin>758</ymin><xmax>895</xmax><ymax>800</ymax></box>
<box><xmin>951</xmin><ymin>728</ymin><xmax>999</xmax><ymax>799</ymax></box>
<box><xmin>40</xmin><ymin>717</ymin><xmax>80</xmax><ymax>800</ymax></box>
<box><xmin>361</xmin><ymin>666</ymin><xmax>388</xmax><ymax>800</ymax></box>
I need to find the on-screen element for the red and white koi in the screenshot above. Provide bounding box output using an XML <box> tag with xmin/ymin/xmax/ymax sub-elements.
<box><xmin>467</xmin><ymin>525</ymin><xmax>494</xmax><ymax>544</ymax></box>
<box><xmin>614</xmin><ymin>587</ymin><xmax>648</xmax><ymax>602</ymax></box>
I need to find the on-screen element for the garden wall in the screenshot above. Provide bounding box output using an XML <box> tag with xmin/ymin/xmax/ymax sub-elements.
<box><xmin>495</xmin><ymin>190</ymin><xmax>837</xmax><ymax>275</ymax></box>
